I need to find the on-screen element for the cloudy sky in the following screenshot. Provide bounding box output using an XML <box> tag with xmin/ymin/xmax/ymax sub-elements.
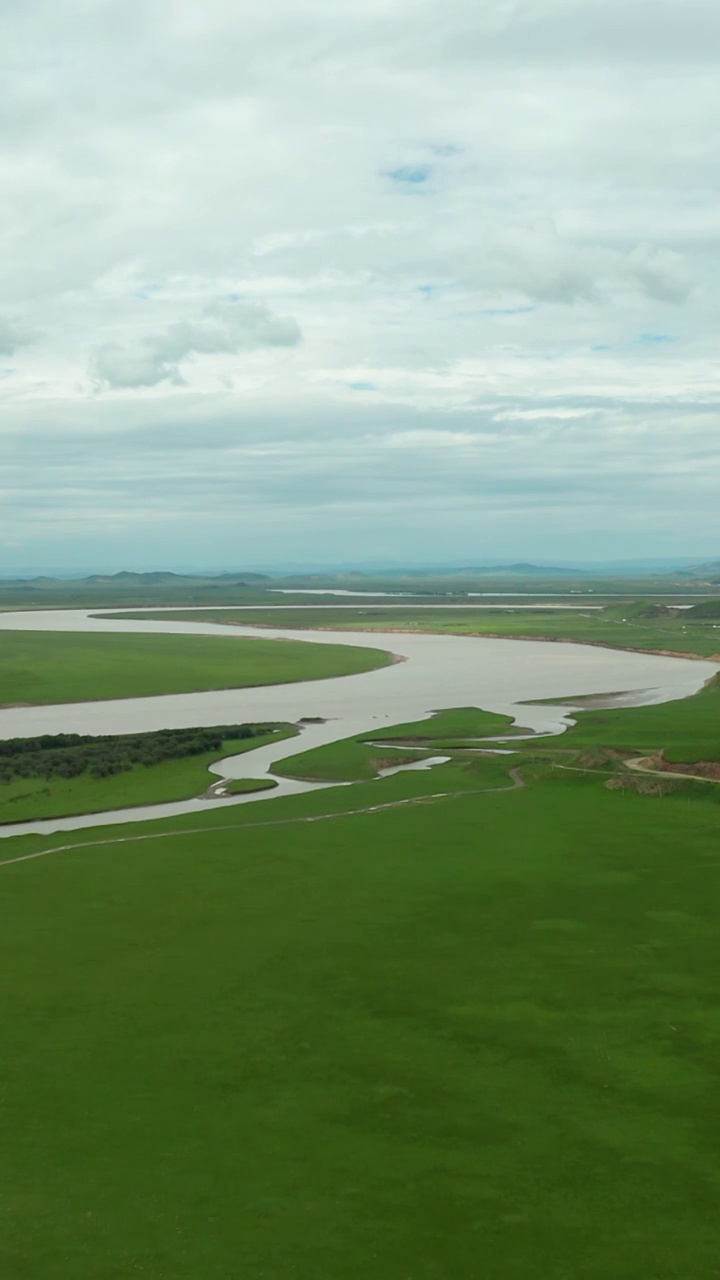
<box><xmin>2</xmin><ymin>0</ymin><xmax>719</xmax><ymax>571</ymax></box>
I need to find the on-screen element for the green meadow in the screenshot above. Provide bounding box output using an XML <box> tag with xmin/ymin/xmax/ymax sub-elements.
<box><xmin>275</xmin><ymin>707</ymin><xmax>518</xmax><ymax>782</ymax></box>
<box><xmin>562</xmin><ymin>673</ymin><xmax>720</xmax><ymax>762</ymax></box>
<box><xmin>1</xmin><ymin>763</ymin><xmax>719</xmax><ymax>1279</ymax></box>
<box><xmin>2</xmin><ymin>636</ymin><xmax>720</xmax><ymax>1277</ymax></box>
<box><xmin>117</xmin><ymin>601</ymin><xmax>720</xmax><ymax>658</ymax></box>
<box><xmin>0</xmin><ymin>630</ymin><xmax>391</xmax><ymax>705</ymax></box>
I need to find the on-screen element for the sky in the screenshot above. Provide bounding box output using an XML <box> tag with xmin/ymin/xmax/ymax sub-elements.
<box><xmin>1</xmin><ymin>0</ymin><xmax>719</xmax><ymax>572</ymax></box>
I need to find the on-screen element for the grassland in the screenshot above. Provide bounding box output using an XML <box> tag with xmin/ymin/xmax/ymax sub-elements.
<box><xmin>117</xmin><ymin>601</ymin><xmax>720</xmax><ymax>659</ymax></box>
<box><xmin>371</xmin><ymin>705</ymin><xmax>519</xmax><ymax>741</ymax></box>
<box><xmin>275</xmin><ymin>707</ymin><xmax>518</xmax><ymax>782</ymax></box>
<box><xmin>0</xmin><ymin>630</ymin><xmax>391</xmax><ymax>706</ymax></box>
<box><xmin>557</xmin><ymin>673</ymin><xmax>720</xmax><ymax>762</ymax></box>
<box><xmin>0</xmin><ymin>727</ymin><xmax>294</xmax><ymax>823</ymax></box>
<box><xmin>2</xmin><ymin>761</ymin><xmax>720</xmax><ymax>1279</ymax></box>
<box><xmin>224</xmin><ymin>776</ymin><xmax>278</xmax><ymax>796</ymax></box>
<box><xmin>3</xmin><ymin>634</ymin><xmax>720</xmax><ymax>1277</ymax></box>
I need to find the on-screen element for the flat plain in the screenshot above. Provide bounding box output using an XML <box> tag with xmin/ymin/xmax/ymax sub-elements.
<box><xmin>116</xmin><ymin>599</ymin><xmax>720</xmax><ymax>659</ymax></box>
<box><xmin>2</xmin><ymin>581</ymin><xmax>720</xmax><ymax>1279</ymax></box>
<box><xmin>0</xmin><ymin>629</ymin><xmax>391</xmax><ymax>705</ymax></box>
<box><xmin>2</xmin><ymin>763</ymin><xmax>719</xmax><ymax>1279</ymax></box>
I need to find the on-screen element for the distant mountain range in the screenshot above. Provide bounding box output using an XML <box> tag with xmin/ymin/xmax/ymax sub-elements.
<box><xmin>81</xmin><ymin>571</ymin><xmax>270</xmax><ymax>584</ymax></box>
<box><xmin>2</xmin><ymin>559</ymin><xmax>720</xmax><ymax>585</ymax></box>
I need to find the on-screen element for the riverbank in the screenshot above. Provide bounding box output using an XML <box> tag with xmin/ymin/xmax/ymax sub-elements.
<box><xmin>0</xmin><ymin>608</ymin><xmax>716</xmax><ymax>838</ymax></box>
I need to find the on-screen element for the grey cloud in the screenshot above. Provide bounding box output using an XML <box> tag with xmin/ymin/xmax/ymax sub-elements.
<box><xmin>3</xmin><ymin>387</ymin><xmax>719</xmax><ymax>568</ymax></box>
<box><xmin>0</xmin><ymin>316</ymin><xmax>38</xmax><ymax>356</ymax></box>
<box><xmin>450</xmin><ymin>225</ymin><xmax>697</xmax><ymax>307</ymax></box>
<box><xmin>89</xmin><ymin>344</ymin><xmax>184</xmax><ymax>391</ymax></box>
<box><xmin>1</xmin><ymin>0</ymin><xmax>719</xmax><ymax>565</ymax></box>
<box><xmin>90</xmin><ymin>299</ymin><xmax>302</xmax><ymax>389</ymax></box>
<box><xmin>414</xmin><ymin>0</ymin><xmax>720</xmax><ymax>66</ymax></box>
<box><xmin>626</xmin><ymin>244</ymin><xmax>695</xmax><ymax>305</ymax></box>
<box><xmin>487</xmin><ymin>225</ymin><xmax>604</xmax><ymax>304</ymax></box>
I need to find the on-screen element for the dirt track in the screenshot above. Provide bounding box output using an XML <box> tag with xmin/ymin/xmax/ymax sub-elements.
<box><xmin>0</xmin><ymin>769</ymin><xmax>525</xmax><ymax>870</ymax></box>
<box><xmin>625</xmin><ymin>756</ymin><xmax>720</xmax><ymax>785</ymax></box>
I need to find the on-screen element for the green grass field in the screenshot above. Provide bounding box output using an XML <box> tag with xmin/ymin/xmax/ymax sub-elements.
<box><xmin>2</xmin><ymin>765</ymin><xmax>720</xmax><ymax>1279</ymax></box>
<box><xmin>275</xmin><ymin>707</ymin><xmax>518</xmax><ymax>782</ymax></box>
<box><xmin>3</xmin><ymin>652</ymin><xmax>720</xmax><ymax>1277</ymax></box>
<box><xmin>372</xmin><ymin>705</ymin><xmax>518</xmax><ymax>741</ymax></box>
<box><xmin>0</xmin><ymin>631</ymin><xmax>391</xmax><ymax>705</ymax></box>
<box><xmin>224</xmin><ymin>776</ymin><xmax>278</xmax><ymax>796</ymax></box>
<box><xmin>0</xmin><ymin>727</ymin><xmax>295</xmax><ymax>823</ymax></box>
<box><xmin>275</xmin><ymin>735</ymin><xmax>423</xmax><ymax>781</ymax></box>
<box><xmin>557</xmin><ymin>673</ymin><xmax>720</xmax><ymax>762</ymax></box>
<box><xmin>115</xmin><ymin>602</ymin><xmax>720</xmax><ymax>658</ymax></box>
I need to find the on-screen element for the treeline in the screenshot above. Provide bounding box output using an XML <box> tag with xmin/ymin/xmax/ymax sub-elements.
<box><xmin>0</xmin><ymin>724</ymin><xmax>279</xmax><ymax>785</ymax></box>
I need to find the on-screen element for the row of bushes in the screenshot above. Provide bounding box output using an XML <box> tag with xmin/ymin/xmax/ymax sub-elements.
<box><xmin>0</xmin><ymin>724</ymin><xmax>279</xmax><ymax>784</ymax></box>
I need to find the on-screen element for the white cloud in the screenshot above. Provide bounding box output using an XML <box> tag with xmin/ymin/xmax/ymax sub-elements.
<box><xmin>90</xmin><ymin>299</ymin><xmax>302</xmax><ymax>388</ymax></box>
<box><xmin>0</xmin><ymin>316</ymin><xmax>37</xmax><ymax>356</ymax></box>
<box><xmin>626</xmin><ymin>244</ymin><xmax>695</xmax><ymax>305</ymax></box>
<box><xmin>0</xmin><ymin>0</ymin><xmax>718</xmax><ymax>563</ymax></box>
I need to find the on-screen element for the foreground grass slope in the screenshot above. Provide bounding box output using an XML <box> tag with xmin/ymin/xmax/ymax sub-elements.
<box><xmin>0</xmin><ymin>630</ymin><xmax>391</xmax><ymax>705</ymax></box>
<box><xmin>1</xmin><ymin>774</ymin><xmax>719</xmax><ymax>1279</ymax></box>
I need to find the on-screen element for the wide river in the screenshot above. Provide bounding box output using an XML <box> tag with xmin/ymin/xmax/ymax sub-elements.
<box><xmin>0</xmin><ymin>607</ymin><xmax>715</xmax><ymax>838</ymax></box>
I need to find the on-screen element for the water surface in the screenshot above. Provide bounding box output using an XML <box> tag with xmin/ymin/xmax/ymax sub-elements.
<box><xmin>0</xmin><ymin>608</ymin><xmax>714</xmax><ymax>839</ymax></box>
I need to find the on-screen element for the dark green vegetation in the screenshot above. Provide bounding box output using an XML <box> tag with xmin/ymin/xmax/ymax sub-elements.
<box><xmin>0</xmin><ymin>727</ymin><xmax>294</xmax><ymax>823</ymax></box>
<box><xmin>0</xmin><ymin>724</ymin><xmax>277</xmax><ymax>784</ymax></box>
<box><xmin>2</xmin><ymin>760</ymin><xmax>720</xmax><ymax>1278</ymax></box>
<box><xmin>0</xmin><ymin>630</ymin><xmax>391</xmax><ymax>705</ymax></box>
<box><xmin>276</xmin><ymin>707</ymin><xmax>518</xmax><ymax>782</ymax></box>
<box><xmin>116</xmin><ymin>597</ymin><xmax>720</xmax><ymax>659</ymax></box>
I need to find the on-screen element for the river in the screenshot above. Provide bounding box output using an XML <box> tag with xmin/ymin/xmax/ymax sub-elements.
<box><xmin>0</xmin><ymin>608</ymin><xmax>715</xmax><ymax>838</ymax></box>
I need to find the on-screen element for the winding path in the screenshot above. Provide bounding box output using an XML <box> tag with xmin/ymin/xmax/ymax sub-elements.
<box><xmin>625</xmin><ymin>755</ymin><xmax>720</xmax><ymax>785</ymax></box>
<box><xmin>0</xmin><ymin>768</ymin><xmax>526</xmax><ymax>869</ymax></box>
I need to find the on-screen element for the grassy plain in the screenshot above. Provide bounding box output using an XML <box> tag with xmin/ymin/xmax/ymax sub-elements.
<box><xmin>276</xmin><ymin>707</ymin><xmax>518</xmax><ymax>782</ymax></box>
<box><xmin>0</xmin><ymin>630</ymin><xmax>391</xmax><ymax>706</ymax></box>
<box><xmin>559</xmin><ymin>673</ymin><xmax>720</xmax><ymax>762</ymax></box>
<box><xmin>0</xmin><ymin>728</ymin><xmax>294</xmax><ymax>823</ymax></box>
<box><xmin>224</xmin><ymin>776</ymin><xmax>278</xmax><ymax>796</ymax></box>
<box><xmin>1</xmin><ymin>767</ymin><xmax>719</xmax><ymax>1279</ymax></box>
<box><xmin>2</xmin><ymin>598</ymin><xmax>720</xmax><ymax>1277</ymax></box>
<box><xmin>118</xmin><ymin>602</ymin><xmax>720</xmax><ymax>658</ymax></box>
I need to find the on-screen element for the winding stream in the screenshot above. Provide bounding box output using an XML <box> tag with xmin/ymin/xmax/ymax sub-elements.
<box><xmin>0</xmin><ymin>607</ymin><xmax>715</xmax><ymax>839</ymax></box>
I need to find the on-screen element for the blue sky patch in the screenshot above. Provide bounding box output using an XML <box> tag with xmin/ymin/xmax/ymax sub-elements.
<box><xmin>479</xmin><ymin>306</ymin><xmax>536</xmax><ymax>317</ymax></box>
<box><xmin>385</xmin><ymin>164</ymin><xmax>431</xmax><ymax>185</ymax></box>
